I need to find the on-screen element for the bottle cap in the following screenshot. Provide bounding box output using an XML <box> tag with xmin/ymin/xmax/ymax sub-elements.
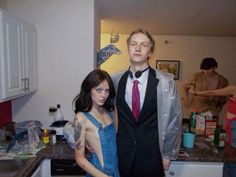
<box><xmin>49</xmin><ymin>130</ymin><xmax>56</xmax><ymax>135</ymax></box>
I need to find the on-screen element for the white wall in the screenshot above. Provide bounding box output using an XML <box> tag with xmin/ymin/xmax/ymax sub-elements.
<box><xmin>101</xmin><ymin>34</ymin><xmax>236</xmax><ymax>120</ymax></box>
<box><xmin>0</xmin><ymin>0</ymin><xmax>7</xmax><ymax>9</ymax></box>
<box><xmin>7</xmin><ymin>0</ymin><xmax>99</xmax><ymax>127</ymax></box>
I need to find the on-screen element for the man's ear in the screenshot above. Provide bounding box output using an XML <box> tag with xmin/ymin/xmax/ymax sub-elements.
<box><xmin>147</xmin><ymin>50</ymin><xmax>152</xmax><ymax>58</ymax></box>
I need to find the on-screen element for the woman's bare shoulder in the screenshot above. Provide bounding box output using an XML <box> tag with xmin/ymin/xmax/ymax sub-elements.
<box><xmin>74</xmin><ymin>112</ymin><xmax>87</xmax><ymax>124</ymax></box>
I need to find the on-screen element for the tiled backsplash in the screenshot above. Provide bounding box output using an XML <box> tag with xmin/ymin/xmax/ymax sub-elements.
<box><xmin>0</xmin><ymin>101</ymin><xmax>12</xmax><ymax>128</ymax></box>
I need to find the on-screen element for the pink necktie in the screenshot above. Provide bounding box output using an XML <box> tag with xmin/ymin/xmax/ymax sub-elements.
<box><xmin>132</xmin><ymin>80</ymin><xmax>140</xmax><ymax>121</ymax></box>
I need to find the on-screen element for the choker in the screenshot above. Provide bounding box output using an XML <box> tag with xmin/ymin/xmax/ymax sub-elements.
<box><xmin>129</xmin><ymin>66</ymin><xmax>149</xmax><ymax>78</ymax></box>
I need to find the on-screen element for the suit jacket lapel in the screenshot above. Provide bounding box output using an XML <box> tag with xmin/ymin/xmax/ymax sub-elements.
<box><xmin>117</xmin><ymin>68</ymin><xmax>159</xmax><ymax>123</ymax></box>
<box><xmin>117</xmin><ymin>71</ymin><xmax>133</xmax><ymax>116</ymax></box>
<box><xmin>139</xmin><ymin>68</ymin><xmax>159</xmax><ymax>121</ymax></box>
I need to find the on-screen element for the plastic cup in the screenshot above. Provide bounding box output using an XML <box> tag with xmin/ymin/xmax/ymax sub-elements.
<box><xmin>183</xmin><ymin>132</ymin><xmax>195</xmax><ymax>148</ymax></box>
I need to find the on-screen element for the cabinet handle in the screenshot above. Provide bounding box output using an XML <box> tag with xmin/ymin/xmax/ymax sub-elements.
<box><xmin>26</xmin><ymin>78</ymin><xmax>29</xmax><ymax>91</ymax></box>
<box><xmin>21</xmin><ymin>78</ymin><xmax>26</xmax><ymax>91</ymax></box>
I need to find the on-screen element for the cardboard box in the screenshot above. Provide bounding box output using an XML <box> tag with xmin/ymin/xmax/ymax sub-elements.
<box><xmin>195</xmin><ymin>115</ymin><xmax>205</xmax><ymax>135</ymax></box>
<box><xmin>205</xmin><ymin>119</ymin><xmax>217</xmax><ymax>136</ymax></box>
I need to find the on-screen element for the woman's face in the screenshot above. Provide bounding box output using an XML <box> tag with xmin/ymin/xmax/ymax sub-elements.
<box><xmin>91</xmin><ymin>80</ymin><xmax>110</xmax><ymax>107</ymax></box>
<box><xmin>128</xmin><ymin>33</ymin><xmax>152</xmax><ymax>65</ymax></box>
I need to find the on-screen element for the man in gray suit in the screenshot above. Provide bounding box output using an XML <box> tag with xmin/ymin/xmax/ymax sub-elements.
<box><xmin>112</xmin><ymin>29</ymin><xmax>182</xmax><ymax>177</ymax></box>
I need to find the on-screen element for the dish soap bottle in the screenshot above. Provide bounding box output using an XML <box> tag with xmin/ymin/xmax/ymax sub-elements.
<box><xmin>42</xmin><ymin>128</ymin><xmax>49</xmax><ymax>144</ymax></box>
<box><xmin>54</xmin><ymin>104</ymin><xmax>64</xmax><ymax>121</ymax></box>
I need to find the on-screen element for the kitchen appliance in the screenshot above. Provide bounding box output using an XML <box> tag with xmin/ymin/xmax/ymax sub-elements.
<box><xmin>51</xmin><ymin>159</ymin><xmax>85</xmax><ymax>176</ymax></box>
<box><xmin>50</xmin><ymin>120</ymin><xmax>68</xmax><ymax>138</ymax></box>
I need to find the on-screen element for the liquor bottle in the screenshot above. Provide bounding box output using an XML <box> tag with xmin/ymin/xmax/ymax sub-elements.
<box><xmin>214</xmin><ymin>125</ymin><xmax>226</xmax><ymax>148</ymax></box>
<box><xmin>54</xmin><ymin>104</ymin><xmax>64</xmax><ymax>121</ymax></box>
<box><xmin>190</xmin><ymin>109</ymin><xmax>197</xmax><ymax>133</ymax></box>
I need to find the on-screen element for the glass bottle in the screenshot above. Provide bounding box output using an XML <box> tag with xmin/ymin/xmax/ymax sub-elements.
<box><xmin>214</xmin><ymin>125</ymin><xmax>226</xmax><ymax>148</ymax></box>
<box><xmin>190</xmin><ymin>109</ymin><xmax>197</xmax><ymax>133</ymax></box>
<box><xmin>50</xmin><ymin>130</ymin><xmax>57</xmax><ymax>145</ymax></box>
<box><xmin>42</xmin><ymin>128</ymin><xmax>49</xmax><ymax>144</ymax></box>
<box><xmin>54</xmin><ymin>104</ymin><xmax>64</xmax><ymax>121</ymax></box>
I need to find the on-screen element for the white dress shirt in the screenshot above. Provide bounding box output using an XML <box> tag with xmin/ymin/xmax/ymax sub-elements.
<box><xmin>125</xmin><ymin>69</ymin><xmax>149</xmax><ymax>111</ymax></box>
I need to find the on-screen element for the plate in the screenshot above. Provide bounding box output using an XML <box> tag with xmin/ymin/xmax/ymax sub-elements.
<box><xmin>208</xmin><ymin>135</ymin><xmax>214</xmax><ymax>141</ymax></box>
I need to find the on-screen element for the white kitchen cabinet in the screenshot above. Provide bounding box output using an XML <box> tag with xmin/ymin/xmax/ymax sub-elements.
<box><xmin>0</xmin><ymin>9</ymin><xmax>37</xmax><ymax>102</ymax></box>
<box><xmin>31</xmin><ymin>159</ymin><xmax>51</xmax><ymax>177</ymax></box>
<box><xmin>165</xmin><ymin>161</ymin><xmax>223</xmax><ymax>177</ymax></box>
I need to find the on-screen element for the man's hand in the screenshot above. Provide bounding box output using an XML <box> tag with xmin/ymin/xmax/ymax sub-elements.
<box><xmin>163</xmin><ymin>159</ymin><xmax>171</xmax><ymax>171</ymax></box>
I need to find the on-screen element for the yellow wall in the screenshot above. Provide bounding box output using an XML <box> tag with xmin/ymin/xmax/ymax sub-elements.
<box><xmin>100</xmin><ymin>33</ymin><xmax>236</xmax><ymax>122</ymax></box>
<box><xmin>100</xmin><ymin>34</ymin><xmax>236</xmax><ymax>84</ymax></box>
<box><xmin>100</xmin><ymin>34</ymin><xmax>157</xmax><ymax>74</ymax></box>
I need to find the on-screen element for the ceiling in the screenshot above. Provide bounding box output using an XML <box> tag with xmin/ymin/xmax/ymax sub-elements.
<box><xmin>96</xmin><ymin>0</ymin><xmax>236</xmax><ymax>36</ymax></box>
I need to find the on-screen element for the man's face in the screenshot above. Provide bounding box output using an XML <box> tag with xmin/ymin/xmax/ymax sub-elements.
<box><xmin>201</xmin><ymin>67</ymin><xmax>216</xmax><ymax>76</ymax></box>
<box><xmin>128</xmin><ymin>33</ymin><xmax>152</xmax><ymax>64</ymax></box>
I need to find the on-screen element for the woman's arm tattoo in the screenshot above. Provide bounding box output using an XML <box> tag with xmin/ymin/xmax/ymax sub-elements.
<box><xmin>74</xmin><ymin>122</ymin><xmax>83</xmax><ymax>150</ymax></box>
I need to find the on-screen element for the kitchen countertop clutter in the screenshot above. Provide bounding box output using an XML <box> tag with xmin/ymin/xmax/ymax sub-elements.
<box><xmin>179</xmin><ymin>136</ymin><xmax>236</xmax><ymax>163</ymax></box>
<box><xmin>13</xmin><ymin>140</ymin><xmax>78</xmax><ymax>177</ymax></box>
<box><xmin>12</xmin><ymin>136</ymin><xmax>236</xmax><ymax>177</ymax></box>
<box><xmin>0</xmin><ymin>119</ymin><xmax>236</xmax><ymax>177</ymax></box>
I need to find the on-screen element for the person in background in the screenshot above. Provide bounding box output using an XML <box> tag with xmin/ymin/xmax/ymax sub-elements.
<box><xmin>183</xmin><ymin>57</ymin><xmax>228</xmax><ymax>117</ymax></box>
<box><xmin>112</xmin><ymin>29</ymin><xmax>182</xmax><ymax>177</ymax></box>
<box><xmin>73</xmin><ymin>69</ymin><xmax>119</xmax><ymax>177</ymax></box>
<box><xmin>191</xmin><ymin>85</ymin><xmax>236</xmax><ymax>177</ymax></box>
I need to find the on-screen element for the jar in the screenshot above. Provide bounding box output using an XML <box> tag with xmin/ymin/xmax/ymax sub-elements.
<box><xmin>42</xmin><ymin>128</ymin><xmax>50</xmax><ymax>144</ymax></box>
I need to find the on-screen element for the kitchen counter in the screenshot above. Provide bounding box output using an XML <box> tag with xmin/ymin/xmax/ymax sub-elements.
<box><xmin>14</xmin><ymin>137</ymin><xmax>236</xmax><ymax>177</ymax></box>
<box><xmin>14</xmin><ymin>140</ymin><xmax>76</xmax><ymax>177</ymax></box>
<box><xmin>178</xmin><ymin>136</ymin><xmax>236</xmax><ymax>163</ymax></box>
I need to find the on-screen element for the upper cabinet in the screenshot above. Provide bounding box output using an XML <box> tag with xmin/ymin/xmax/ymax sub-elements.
<box><xmin>22</xmin><ymin>20</ymin><xmax>37</xmax><ymax>93</ymax></box>
<box><xmin>0</xmin><ymin>9</ymin><xmax>37</xmax><ymax>103</ymax></box>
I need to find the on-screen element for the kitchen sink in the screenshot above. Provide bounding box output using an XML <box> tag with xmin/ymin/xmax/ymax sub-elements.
<box><xmin>0</xmin><ymin>159</ymin><xmax>25</xmax><ymax>177</ymax></box>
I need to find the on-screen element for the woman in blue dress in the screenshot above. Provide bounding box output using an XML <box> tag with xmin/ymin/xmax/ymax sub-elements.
<box><xmin>73</xmin><ymin>69</ymin><xmax>119</xmax><ymax>177</ymax></box>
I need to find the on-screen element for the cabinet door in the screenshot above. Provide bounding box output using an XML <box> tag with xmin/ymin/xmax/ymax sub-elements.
<box><xmin>22</xmin><ymin>21</ymin><xmax>37</xmax><ymax>93</ymax></box>
<box><xmin>1</xmin><ymin>11</ymin><xmax>24</xmax><ymax>99</ymax></box>
<box><xmin>165</xmin><ymin>161</ymin><xmax>223</xmax><ymax>177</ymax></box>
<box><xmin>31</xmin><ymin>165</ymin><xmax>41</xmax><ymax>177</ymax></box>
<box><xmin>31</xmin><ymin>159</ymin><xmax>51</xmax><ymax>177</ymax></box>
<box><xmin>0</xmin><ymin>9</ymin><xmax>37</xmax><ymax>102</ymax></box>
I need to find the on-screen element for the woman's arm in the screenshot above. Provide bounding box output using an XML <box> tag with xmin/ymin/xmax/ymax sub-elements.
<box><xmin>74</xmin><ymin>113</ymin><xmax>109</xmax><ymax>177</ymax></box>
